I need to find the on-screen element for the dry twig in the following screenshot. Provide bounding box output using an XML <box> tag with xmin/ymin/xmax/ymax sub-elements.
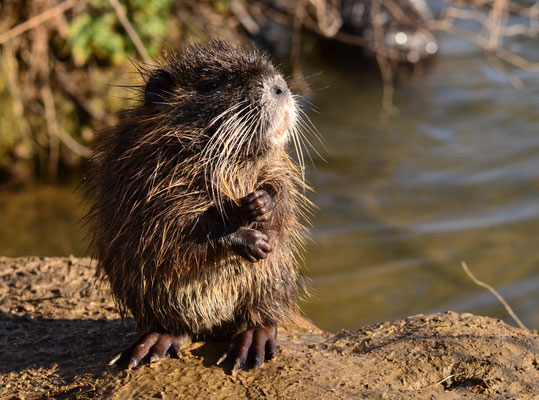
<box><xmin>461</xmin><ymin>261</ymin><xmax>528</xmax><ymax>331</ymax></box>
<box><xmin>372</xmin><ymin>0</ymin><xmax>398</xmax><ymax>118</ymax></box>
<box><xmin>41</xmin><ymin>84</ymin><xmax>60</xmax><ymax>179</ymax></box>
<box><xmin>431</xmin><ymin>0</ymin><xmax>539</xmax><ymax>73</ymax></box>
<box><xmin>422</xmin><ymin>374</ymin><xmax>456</xmax><ymax>389</ymax></box>
<box><xmin>108</xmin><ymin>0</ymin><xmax>152</xmax><ymax>64</ymax></box>
<box><xmin>0</xmin><ymin>0</ymin><xmax>79</xmax><ymax>45</ymax></box>
<box><xmin>291</xmin><ymin>0</ymin><xmax>310</xmax><ymax>94</ymax></box>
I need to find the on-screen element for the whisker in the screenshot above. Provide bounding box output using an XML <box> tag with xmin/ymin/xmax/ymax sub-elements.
<box><xmin>296</xmin><ymin>106</ymin><xmax>326</xmax><ymax>147</ymax></box>
<box><xmin>205</xmin><ymin>102</ymin><xmax>259</xmax><ymax>214</ymax></box>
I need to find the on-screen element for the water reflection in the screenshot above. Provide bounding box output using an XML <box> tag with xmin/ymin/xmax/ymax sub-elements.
<box><xmin>0</xmin><ymin>184</ymin><xmax>89</xmax><ymax>258</ymax></box>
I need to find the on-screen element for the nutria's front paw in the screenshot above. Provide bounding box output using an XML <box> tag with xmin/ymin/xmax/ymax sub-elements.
<box><xmin>109</xmin><ymin>332</ymin><xmax>190</xmax><ymax>369</ymax></box>
<box><xmin>232</xmin><ymin>228</ymin><xmax>272</xmax><ymax>263</ymax></box>
<box><xmin>240</xmin><ymin>190</ymin><xmax>274</xmax><ymax>223</ymax></box>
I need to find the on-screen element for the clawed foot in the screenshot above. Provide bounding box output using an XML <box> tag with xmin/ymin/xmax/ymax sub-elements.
<box><xmin>217</xmin><ymin>326</ymin><xmax>277</xmax><ymax>373</ymax></box>
<box><xmin>240</xmin><ymin>190</ymin><xmax>274</xmax><ymax>223</ymax></box>
<box><xmin>109</xmin><ymin>332</ymin><xmax>190</xmax><ymax>369</ymax></box>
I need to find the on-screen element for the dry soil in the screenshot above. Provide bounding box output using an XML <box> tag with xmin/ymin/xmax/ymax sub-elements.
<box><xmin>1</xmin><ymin>257</ymin><xmax>537</xmax><ymax>399</ymax></box>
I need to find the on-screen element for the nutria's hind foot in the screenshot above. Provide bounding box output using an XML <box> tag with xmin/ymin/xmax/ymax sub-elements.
<box><xmin>217</xmin><ymin>326</ymin><xmax>277</xmax><ymax>373</ymax></box>
<box><xmin>109</xmin><ymin>332</ymin><xmax>190</xmax><ymax>369</ymax></box>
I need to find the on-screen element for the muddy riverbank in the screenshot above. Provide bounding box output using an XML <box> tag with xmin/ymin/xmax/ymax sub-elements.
<box><xmin>1</xmin><ymin>257</ymin><xmax>537</xmax><ymax>399</ymax></box>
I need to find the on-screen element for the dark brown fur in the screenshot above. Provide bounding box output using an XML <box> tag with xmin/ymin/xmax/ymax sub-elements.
<box><xmin>85</xmin><ymin>41</ymin><xmax>310</xmax><ymax>341</ymax></box>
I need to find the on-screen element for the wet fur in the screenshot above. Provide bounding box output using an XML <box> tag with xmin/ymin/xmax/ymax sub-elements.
<box><xmin>85</xmin><ymin>41</ymin><xmax>311</xmax><ymax>340</ymax></box>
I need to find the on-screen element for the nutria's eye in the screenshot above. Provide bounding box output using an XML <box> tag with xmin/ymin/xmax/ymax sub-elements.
<box><xmin>205</xmin><ymin>81</ymin><xmax>219</xmax><ymax>91</ymax></box>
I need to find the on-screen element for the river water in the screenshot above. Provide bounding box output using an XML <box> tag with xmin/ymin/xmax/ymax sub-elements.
<box><xmin>1</xmin><ymin>33</ymin><xmax>537</xmax><ymax>332</ymax></box>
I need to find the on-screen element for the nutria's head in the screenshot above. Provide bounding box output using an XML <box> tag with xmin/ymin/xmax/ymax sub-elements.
<box><xmin>141</xmin><ymin>40</ymin><xmax>297</xmax><ymax>159</ymax></box>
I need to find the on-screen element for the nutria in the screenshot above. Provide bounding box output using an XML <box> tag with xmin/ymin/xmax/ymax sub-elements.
<box><xmin>85</xmin><ymin>40</ymin><xmax>312</xmax><ymax>371</ymax></box>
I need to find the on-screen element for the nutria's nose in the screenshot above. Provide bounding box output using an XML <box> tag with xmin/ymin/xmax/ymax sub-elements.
<box><xmin>272</xmin><ymin>79</ymin><xmax>288</xmax><ymax>98</ymax></box>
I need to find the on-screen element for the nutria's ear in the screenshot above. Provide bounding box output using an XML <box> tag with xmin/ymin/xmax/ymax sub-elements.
<box><xmin>144</xmin><ymin>69</ymin><xmax>175</xmax><ymax>106</ymax></box>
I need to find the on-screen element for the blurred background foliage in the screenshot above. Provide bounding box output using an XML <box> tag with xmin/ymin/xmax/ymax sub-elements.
<box><xmin>69</xmin><ymin>0</ymin><xmax>172</xmax><ymax>66</ymax></box>
<box><xmin>1</xmin><ymin>0</ymin><xmax>538</xmax><ymax>186</ymax></box>
<box><xmin>0</xmin><ymin>0</ymin><xmax>241</xmax><ymax>186</ymax></box>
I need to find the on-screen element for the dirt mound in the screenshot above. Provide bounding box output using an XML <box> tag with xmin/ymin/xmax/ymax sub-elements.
<box><xmin>1</xmin><ymin>257</ymin><xmax>537</xmax><ymax>399</ymax></box>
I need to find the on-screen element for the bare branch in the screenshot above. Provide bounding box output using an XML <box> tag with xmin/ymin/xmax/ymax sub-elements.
<box><xmin>108</xmin><ymin>0</ymin><xmax>152</xmax><ymax>64</ymax></box>
<box><xmin>0</xmin><ymin>0</ymin><xmax>80</xmax><ymax>45</ymax></box>
<box><xmin>461</xmin><ymin>261</ymin><xmax>528</xmax><ymax>331</ymax></box>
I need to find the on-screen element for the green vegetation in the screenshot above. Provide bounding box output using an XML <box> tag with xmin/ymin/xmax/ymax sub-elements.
<box><xmin>0</xmin><ymin>0</ymin><xmax>233</xmax><ymax>185</ymax></box>
<box><xmin>69</xmin><ymin>0</ymin><xmax>172</xmax><ymax>66</ymax></box>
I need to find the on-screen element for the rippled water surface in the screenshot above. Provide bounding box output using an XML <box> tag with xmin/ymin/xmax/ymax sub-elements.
<box><xmin>301</xmin><ymin>34</ymin><xmax>539</xmax><ymax>331</ymax></box>
<box><xmin>1</xmin><ymin>34</ymin><xmax>538</xmax><ymax>331</ymax></box>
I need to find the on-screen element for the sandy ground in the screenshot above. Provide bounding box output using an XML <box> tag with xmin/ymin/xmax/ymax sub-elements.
<box><xmin>1</xmin><ymin>256</ymin><xmax>537</xmax><ymax>399</ymax></box>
